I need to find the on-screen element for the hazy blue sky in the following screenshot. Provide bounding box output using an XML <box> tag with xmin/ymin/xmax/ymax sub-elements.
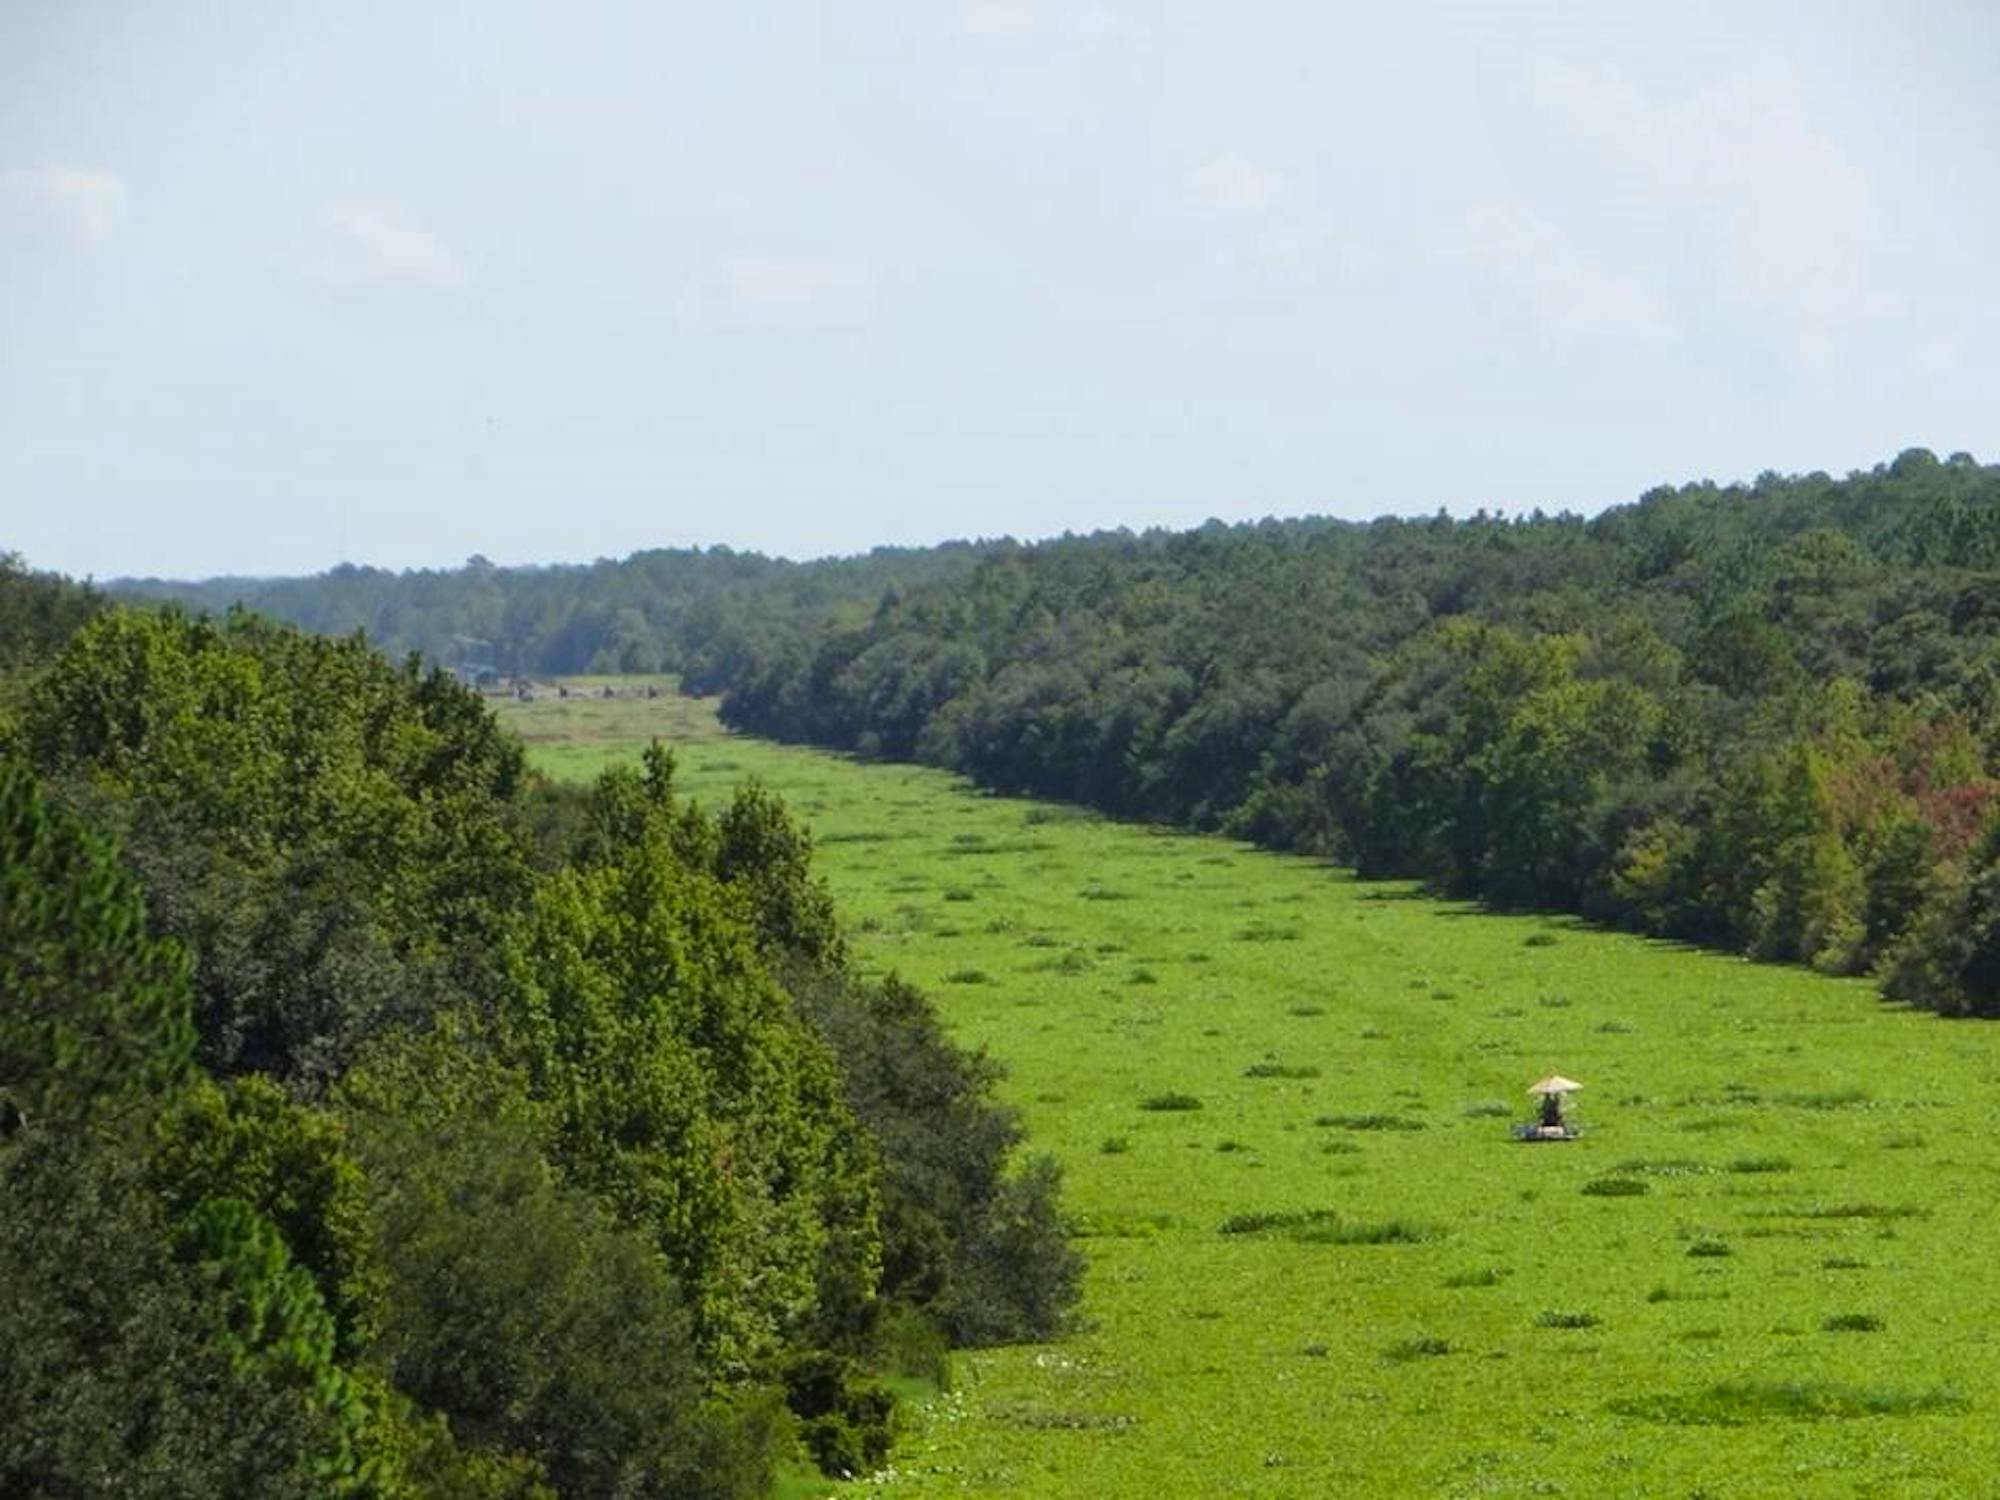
<box><xmin>4</xmin><ymin>2</ymin><xmax>1996</xmax><ymax>579</ymax></box>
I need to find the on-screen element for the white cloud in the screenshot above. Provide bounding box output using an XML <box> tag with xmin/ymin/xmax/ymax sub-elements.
<box><xmin>1533</xmin><ymin>59</ymin><xmax>1871</xmax><ymax>360</ymax></box>
<box><xmin>964</xmin><ymin>1</ymin><xmax>1033</xmax><ymax>36</ymax></box>
<box><xmin>1190</xmin><ymin>151</ymin><xmax>1282</xmax><ymax>213</ymax></box>
<box><xmin>1460</xmin><ymin>200</ymin><xmax>1678</xmax><ymax>347</ymax></box>
<box><xmin>322</xmin><ymin>203</ymin><xmax>461</xmax><ymax>286</ymax></box>
<box><xmin>1</xmin><ymin>166</ymin><xmax>127</xmax><ymax>244</ymax></box>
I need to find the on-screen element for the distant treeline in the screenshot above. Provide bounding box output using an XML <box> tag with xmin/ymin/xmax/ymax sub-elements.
<box><xmin>108</xmin><ymin>448</ymin><xmax>2000</xmax><ymax>1018</ymax></box>
<box><xmin>116</xmin><ymin>542</ymin><xmax>993</xmax><ymax>679</ymax></box>
<box><xmin>701</xmin><ymin>450</ymin><xmax>2000</xmax><ymax>1015</ymax></box>
<box><xmin>0</xmin><ymin>556</ymin><xmax>1077</xmax><ymax>1497</ymax></box>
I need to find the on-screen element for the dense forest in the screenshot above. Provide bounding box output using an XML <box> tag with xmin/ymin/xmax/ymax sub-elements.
<box><xmin>704</xmin><ymin>450</ymin><xmax>2000</xmax><ymax>1016</ymax></box>
<box><xmin>0</xmin><ymin>554</ymin><xmax>1078</xmax><ymax>1498</ymax></box>
<box><xmin>116</xmin><ymin>449</ymin><xmax>2000</xmax><ymax>1018</ymax></box>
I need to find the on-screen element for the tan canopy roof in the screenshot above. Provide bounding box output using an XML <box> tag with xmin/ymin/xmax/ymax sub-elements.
<box><xmin>1526</xmin><ymin>1074</ymin><xmax>1583</xmax><ymax>1095</ymax></box>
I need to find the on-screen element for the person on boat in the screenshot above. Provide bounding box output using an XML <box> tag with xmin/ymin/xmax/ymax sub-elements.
<box><xmin>1539</xmin><ymin>1091</ymin><xmax>1563</xmax><ymax>1130</ymax></box>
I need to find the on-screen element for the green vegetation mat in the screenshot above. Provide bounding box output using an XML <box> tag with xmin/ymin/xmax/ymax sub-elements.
<box><xmin>504</xmin><ymin>685</ymin><xmax>2000</xmax><ymax>1499</ymax></box>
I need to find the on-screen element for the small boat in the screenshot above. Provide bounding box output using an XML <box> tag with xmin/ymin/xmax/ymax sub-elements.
<box><xmin>1512</xmin><ymin>1121</ymin><xmax>1578</xmax><ymax>1142</ymax></box>
<box><xmin>1514</xmin><ymin>1073</ymin><xmax>1582</xmax><ymax>1141</ymax></box>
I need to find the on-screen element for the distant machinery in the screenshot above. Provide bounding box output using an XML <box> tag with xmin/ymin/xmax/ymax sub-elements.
<box><xmin>447</xmin><ymin>634</ymin><xmax>500</xmax><ymax>689</ymax></box>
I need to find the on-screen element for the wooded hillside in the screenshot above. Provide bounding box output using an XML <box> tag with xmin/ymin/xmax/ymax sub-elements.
<box><xmin>0</xmin><ymin>566</ymin><xmax>1077</xmax><ymax>1498</ymax></box>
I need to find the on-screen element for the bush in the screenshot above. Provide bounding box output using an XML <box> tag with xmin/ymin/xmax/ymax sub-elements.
<box><xmin>782</xmin><ymin>1351</ymin><xmax>895</xmax><ymax>1479</ymax></box>
<box><xmin>1297</xmin><ymin>1218</ymin><xmax>1436</xmax><ymax>1246</ymax></box>
<box><xmin>790</xmin><ymin>975</ymin><xmax>1080</xmax><ymax>1345</ymax></box>
<box><xmin>1314</xmin><ymin>1112</ymin><xmax>1423</xmax><ymax>1132</ymax></box>
<box><xmin>1221</xmin><ymin>1210</ymin><xmax>1437</xmax><ymax>1245</ymax></box>
<box><xmin>1221</xmin><ymin>1209</ymin><xmax>1338</xmax><ymax>1236</ymax></box>
<box><xmin>939</xmin><ymin>1156</ymin><xmax>1083</xmax><ymax>1346</ymax></box>
<box><xmin>1536</xmin><ymin>1309</ymin><xmax>1600</xmax><ymax>1329</ymax></box>
<box><xmin>1581</xmin><ymin>1177</ymin><xmax>1649</xmax><ymax>1197</ymax></box>
<box><xmin>1613</xmin><ymin>1379</ymin><xmax>1965</xmax><ymax>1426</ymax></box>
<box><xmin>1383</xmin><ymin>1337</ymin><xmax>1453</xmax><ymax>1362</ymax></box>
<box><xmin>1726</xmin><ymin>1156</ymin><xmax>1793</xmax><ymax>1174</ymax></box>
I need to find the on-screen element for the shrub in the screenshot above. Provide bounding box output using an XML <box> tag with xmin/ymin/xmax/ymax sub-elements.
<box><xmin>1582</xmin><ymin>1177</ymin><xmax>1649</xmax><ymax>1198</ymax></box>
<box><xmin>1221</xmin><ymin>1209</ymin><xmax>1337</xmax><ymax>1236</ymax></box>
<box><xmin>1536</xmin><ymin>1309</ymin><xmax>1600</xmax><ymax>1329</ymax></box>
<box><xmin>792</xmin><ymin>974</ymin><xmax>1081</xmax><ymax>1348</ymax></box>
<box><xmin>1383</xmin><ymin>1337</ymin><xmax>1453</xmax><ymax>1363</ymax></box>
<box><xmin>939</xmin><ymin>1156</ymin><xmax>1083</xmax><ymax>1346</ymax></box>
<box><xmin>1612</xmin><ymin>1379</ymin><xmax>1965</xmax><ymax>1426</ymax></box>
<box><xmin>1822</xmin><ymin>1312</ymin><xmax>1884</xmax><ymax>1333</ymax></box>
<box><xmin>1235</xmin><ymin>921</ymin><xmax>1302</xmax><ymax>942</ymax></box>
<box><xmin>1219</xmin><ymin>1209</ymin><xmax>1436</xmax><ymax>1244</ymax></box>
<box><xmin>1314</xmin><ymin>1113</ymin><xmax>1423</xmax><ymax>1132</ymax></box>
<box><xmin>782</xmin><ymin>1350</ymin><xmax>895</xmax><ymax>1478</ymax></box>
<box><xmin>1297</xmin><ymin>1218</ymin><xmax>1436</xmax><ymax>1246</ymax></box>
<box><xmin>1776</xmin><ymin>1087</ymin><xmax>1870</xmax><ymax>1110</ymax></box>
<box><xmin>1780</xmin><ymin>1202</ymin><xmax>1922</xmax><ymax>1221</ymax></box>
<box><xmin>1139</xmin><ymin>1093</ymin><xmax>1203</xmax><ymax>1112</ymax></box>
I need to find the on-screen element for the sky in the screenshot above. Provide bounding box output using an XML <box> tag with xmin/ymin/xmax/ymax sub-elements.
<box><xmin>3</xmin><ymin>1</ymin><xmax>1997</xmax><ymax>580</ymax></box>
